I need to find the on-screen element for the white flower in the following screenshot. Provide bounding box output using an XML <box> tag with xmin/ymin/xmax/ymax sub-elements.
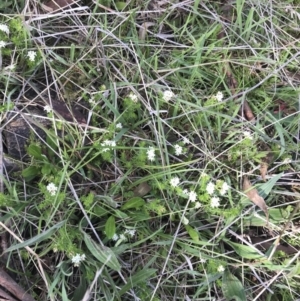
<box><xmin>0</xmin><ymin>41</ymin><xmax>6</xmax><ymax>48</ymax></box>
<box><xmin>194</xmin><ymin>202</ymin><xmax>202</xmax><ymax>209</ymax></box>
<box><xmin>125</xmin><ymin>229</ymin><xmax>136</xmax><ymax>237</ymax></box>
<box><xmin>44</xmin><ymin>105</ymin><xmax>52</xmax><ymax>113</ymax></box>
<box><xmin>119</xmin><ymin>234</ymin><xmax>127</xmax><ymax>241</ymax></box>
<box><xmin>174</xmin><ymin>144</ymin><xmax>183</xmax><ymax>156</ymax></box>
<box><xmin>217</xmin><ymin>265</ymin><xmax>225</xmax><ymax>272</ymax></box>
<box><xmin>283</xmin><ymin>158</ymin><xmax>292</xmax><ymax>164</ymax></box>
<box><xmin>147</xmin><ymin>147</ymin><xmax>155</xmax><ymax>161</ymax></box>
<box><xmin>101</xmin><ymin>140</ymin><xmax>116</xmax><ymax>147</ymax></box>
<box><xmin>71</xmin><ymin>253</ymin><xmax>86</xmax><ymax>267</ymax></box>
<box><xmin>170</xmin><ymin>177</ymin><xmax>180</xmax><ymax>187</ymax></box>
<box><xmin>182</xmin><ymin>189</ymin><xmax>189</xmax><ymax>195</ymax></box>
<box><xmin>215</xmin><ymin>91</ymin><xmax>224</xmax><ymax>102</ymax></box>
<box><xmin>128</xmin><ymin>92</ymin><xmax>138</xmax><ymax>103</ymax></box>
<box><xmin>28</xmin><ymin>51</ymin><xmax>37</xmax><ymax>62</ymax></box>
<box><xmin>163</xmin><ymin>90</ymin><xmax>175</xmax><ymax>102</ymax></box>
<box><xmin>112</xmin><ymin>233</ymin><xmax>119</xmax><ymax>241</ymax></box>
<box><xmin>200</xmin><ymin>172</ymin><xmax>209</xmax><ymax>179</ymax></box>
<box><xmin>116</xmin><ymin>123</ymin><xmax>122</xmax><ymax>129</ymax></box>
<box><xmin>211</xmin><ymin>196</ymin><xmax>220</xmax><ymax>208</ymax></box>
<box><xmin>220</xmin><ymin>182</ymin><xmax>229</xmax><ymax>196</ymax></box>
<box><xmin>182</xmin><ymin>137</ymin><xmax>190</xmax><ymax>145</ymax></box>
<box><xmin>182</xmin><ymin>216</ymin><xmax>189</xmax><ymax>225</ymax></box>
<box><xmin>243</xmin><ymin>131</ymin><xmax>253</xmax><ymax>140</ymax></box>
<box><xmin>189</xmin><ymin>191</ymin><xmax>197</xmax><ymax>202</ymax></box>
<box><xmin>89</xmin><ymin>98</ymin><xmax>97</xmax><ymax>106</ymax></box>
<box><xmin>206</xmin><ymin>182</ymin><xmax>215</xmax><ymax>195</ymax></box>
<box><xmin>0</xmin><ymin>24</ymin><xmax>9</xmax><ymax>35</ymax></box>
<box><xmin>200</xmin><ymin>258</ymin><xmax>206</xmax><ymax>263</ymax></box>
<box><xmin>46</xmin><ymin>183</ymin><xmax>58</xmax><ymax>196</ymax></box>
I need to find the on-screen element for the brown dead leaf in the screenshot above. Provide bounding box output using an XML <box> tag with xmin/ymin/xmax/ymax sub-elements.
<box><xmin>260</xmin><ymin>162</ymin><xmax>268</xmax><ymax>181</ymax></box>
<box><xmin>242</xmin><ymin>100</ymin><xmax>255</xmax><ymax>122</ymax></box>
<box><xmin>243</xmin><ymin>176</ymin><xmax>268</xmax><ymax>222</ymax></box>
<box><xmin>42</xmin><ymin>0</ymin><xmax>75</xmax><ymax>12</ymax></box>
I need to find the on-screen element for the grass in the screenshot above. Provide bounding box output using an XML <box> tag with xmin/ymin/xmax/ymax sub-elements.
<box><xmin>1</xmin><ymin>0</ymin><xmax>300</xmax><ymax>300</ymax></box>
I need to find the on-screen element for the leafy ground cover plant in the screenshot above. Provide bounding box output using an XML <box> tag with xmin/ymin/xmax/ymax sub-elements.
<box><xmin>1</xmin><ymin>0</ymin><xmax>300</xmax><ymax>300</ymax></box>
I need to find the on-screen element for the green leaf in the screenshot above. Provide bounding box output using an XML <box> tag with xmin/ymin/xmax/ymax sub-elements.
<box><xmin>115</xmin><ymin>1</ymin><xmax>127</xmax><ymax>10</ymax></box>
<box><xmin>258</xmin><ymin>172</ymin><xmax>283</xmax><ymax>199</ymax></box>
<box><xmin>22</xmin><ymin>166</ymin><xmax>40</xmax><ymax>181</ymax></box>
<box><xmin>27</xmin><ymin>144</ymin><xmax>43</xmax><ymax>159</ymax></box>
<box><xmin>226</xmin><ymin>240</ymin><xmax>265</xmax><ymax>259</ymax></box>
<box><xmin>119</xmin><ymin>268</ymin><xmax>157</xmax><ymax>296</ymax></box>
<box><xmin>222</xmin><ymin>269</ymin><xmax>246</xmax><ymax>301</ymax></box>
<box><xmin>95</xmin><ymin>195</ymin><xmax>118</xmax><ymax>208</ymax></box>
<box><xmin>42</xmin><ymin>163</ymin><xmax>52</xmax><ymax>176</ymax></box>
<box><xmin>121</xmin><ymin>197</ymin><xmax>145</xmax><ymax>210</ymax></box>
<box><xmin>5</xmin><ymin>220</ymin><xmax>65</xmax><ymax>253</ymax></box>
<box><xmin>185</xmin><ymin>225</ymin><xmax>199</xmax><ymax>242</ymax></box>
<box><xmin>83</xmin><ymin>232</ymin><xmax>121</xmax><ymax>271</ymax></box>
<box><xmin>105</xmin><ymin>216</ymin><xmax>116</xmax><ymax>239</ymax></box>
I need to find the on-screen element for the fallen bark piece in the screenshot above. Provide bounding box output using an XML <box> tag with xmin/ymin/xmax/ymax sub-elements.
<box><xmin>0</xmin><ymin>268</ymin><xmax>36</xmax><ymax>301</ymax></box>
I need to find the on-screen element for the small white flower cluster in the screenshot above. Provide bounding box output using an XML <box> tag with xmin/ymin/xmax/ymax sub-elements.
<box><xmin>194</xmin><ymin>201</ymin><xmax>202</xmax><ymax>209</ymax></box>
<box><xmin>182</xmin><ymin>137</ymin><xmax>190</xmax><ymax>145</ymax></box>
<box><xmin>101</xmin><ymin>140</ymin><xmax>116</xmax><ymax>152</ymax></box>
<box><xmin>111</xmin><ymin>229</ymin><xmax>136</xmax><ymax>242</ymax></box>
<box><xmin>217</xmin><ymin>265</ymin><xmax>225</xmax><ymax>272</ymax></box>
<box><xmin>205</xmin><ymin>179</ymin><xmax>230</xmax><ymax>208</ymax></box>
<box><xmin>27</xmin><ymin>50</ymin><xmax>37</xmax><ymax>61</ymax></box>
<box><xmin>174</xmin><ymin>144</ymin><xmax>183</xmax><ymax>156</ymax></box>
<box><xmin>44</xmin><ymin>105</ymin><xmax>52</xmax><ymax>113</ymax></box>
<box><xmin>189</xmin><ymin>191</ymin><xmax>197</xmax><ymax>202</ymax></box>
<box><xmin>170</xmin><ymin>177</ymin><xmax>180</xmax><ymax>188</ymax></box>
<box><xmin>128</xmin><ymin>92</ymin><xmax>138</xmax><ymax>103</ymax></box>
<box><xmin>170</xmin><ymin>178</ymin><xmax>200</xmax><ymax>208</ymax></box>
<box><xmin>243</xmin><ymin>131</ymin><xmax>253</xmax><ymax>140</ymax></box>
<box><xmin>88</xmin><ymin>98</ymin><xmax>97</xmax><ymax>106</ymax></box>
<box><xmin>220</xmin><ymin>182</ymin><xmax>229</xmax><ymax>196</ymax></box>
<box><xmin>124</xmin><ymin>229</ymin><xmax>136</xmax><ymax>237</ymax></box>
<box><xmin>211</xmin><ymin>196</ymin><xmax>220</xmax><ymax>208</ymax></box>
<box><xmin>71</xmin><ymin>253</ymin><xmax>86</xmax><ymax>267</ymax></box>
<box><xmin>0</xmin><ymin>24</ymin><xmax>9</xmax><ymax>49</ymax></box>
<box><xmin>0</xmin><ymin>24</ymin><xmax>9</xmax><ymax>35</ymax></box>
<box><xmin>28</xmin><ymin>50</ymin><xmax>37</xmax><ymax>62</ymax></box>
<box><xmin>283</xmin><ymin>158</ymin><xmax>292</xmax><ymax>164</ymax></box>
<box><xmin>162</xmin><ymin>90</ymin><xmax>175</xmax><ymax>102</ymax></box>
<box><xmin>116</xmin><ymin>123</ymin><xmax>122</xmax><ymax>129</ymax></box>
<box><xmin>47</xmin><ymin>183</ymin><xmax>58</xmax><ymax>196</ymax></box>
<box><xmin>214</xmin><ymin>91</ymin><xmax>224</xmax><ymax>102</ymax></box>
<box><xmin>102</xmin><ymin>140</ymin><xmax>116</xmax><ymax>147</ymax></box>
<box><xmin>112</xmin><ymin>233</ymin><xmax>119</xmax><ymax>241</ymax></box>
<box><xmin>206</xmin><ymin>182</ymin><xmax>215</xmax><ymax>195</ymax></box>
<box><xmin>147</xmin><ymin>147</ymin><xmax>155</xmax><ymax>161</ymax></box>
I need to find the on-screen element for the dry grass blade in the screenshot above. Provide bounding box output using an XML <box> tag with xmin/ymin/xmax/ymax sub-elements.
<box><xmin>243</xmin><ymin>176</ymin><xmax>269</xmax><ymax>222</ymax></box>
<box><xmin>139</xmin><ymin>22</ymin><xmax>156</xmax><ymax>41</ymax></box>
